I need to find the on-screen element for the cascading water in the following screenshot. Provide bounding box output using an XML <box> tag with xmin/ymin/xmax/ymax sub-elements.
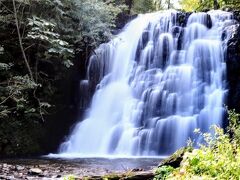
<box><xmin>58</xmin><ymin>10</ymin><xmax>235</xmax><ymax>157</ymax></box>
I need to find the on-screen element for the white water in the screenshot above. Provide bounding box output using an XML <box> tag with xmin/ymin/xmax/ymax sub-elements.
<box><xmin>57</xmin><ymin>10</ymin><xmax>234</xmax><ymax>157</ymax></box>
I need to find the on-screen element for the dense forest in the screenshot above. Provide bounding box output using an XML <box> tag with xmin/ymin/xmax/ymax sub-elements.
<box><xmin>1</xmin><ymin>0</ymin><xmax>240</xmax><ymax>179</ymax></box>
<box><xmin>0</xmin><ymin>0</ymin><xmax>123</xmax><ymax>156</ymax></box>
<box><xmin>0</xmin><ymin>0</ymin><xmax>170</xmax><ymax>157</ymax></box>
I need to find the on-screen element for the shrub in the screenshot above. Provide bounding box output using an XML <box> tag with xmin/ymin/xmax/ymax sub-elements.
<box><xmin>154</xmin><ymin>165</ymin><xmax>174</xmax><ymax>180</ymax></box>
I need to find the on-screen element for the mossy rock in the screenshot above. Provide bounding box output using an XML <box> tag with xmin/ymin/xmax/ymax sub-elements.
<box><xmin>158</xmin><ymin>147</ymin><xmax>190</xmax><ymax>168</ymax></box>
<box><xmin>83</xmin><ymin>171</ymin><xmax>154</xmax><ymax>180</ymax></box>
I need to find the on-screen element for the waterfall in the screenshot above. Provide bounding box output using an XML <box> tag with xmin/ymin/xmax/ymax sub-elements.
<box><xmin>58</xmin><ymin>10</ymin><xmax>235</xmax><ymax>157</ymax></box>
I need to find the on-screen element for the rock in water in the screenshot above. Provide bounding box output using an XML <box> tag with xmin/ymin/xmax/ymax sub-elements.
<box><xmin>15</xmin><ymin>165</ymin><xmax>25</xmax><ymax>171</ymax></box>
<box><xmin>28</xmin><ymin>168</ymin><xmax>43</xmax><ymax>175</ymax></box>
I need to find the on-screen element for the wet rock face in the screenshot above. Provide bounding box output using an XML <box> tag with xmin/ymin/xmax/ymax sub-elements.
<box><xmin>226</xmin><ymin>22</ymin><xmax>240</xmax><ymax>112</ymax></box>
<box><xmin>205</xmin><ymin>14</ymin><xmax>213</xmax><ymax>29</ymax></box>
<box><xmin>233</xmin><ymin>11</ymin><xmax>240</xmax><ymax>22</ymax></box>
<box><xmin>114</xmin><ymin>12</ymin><xmax>138</xmax><ymax>35</ymax></box>
<box><xmin>176</xmin><ymin>12</ymin><xmax>191</xmax><ymax>27</ymax></box>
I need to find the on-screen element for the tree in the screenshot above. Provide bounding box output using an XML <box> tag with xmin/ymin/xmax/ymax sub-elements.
<box><xmin>167</xmin><ymin>0</ymin><xmax>171</xmax><ymax>9</ymax></box>
<box><xmin>132</xmin><ymin>0</ymin><xmax>157</xmax><ymax>13</ymax></box>
<box><xmin>180</xmin><ymin>0</ymin><xmax>200</xmax><ymax>11</ymax></box>
<box><xmin>125</xmin><ymin>0</ymin><xmax>134</xmax><ymax>13</ymax></box>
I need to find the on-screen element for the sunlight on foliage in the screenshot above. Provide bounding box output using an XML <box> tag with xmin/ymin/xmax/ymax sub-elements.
<box><xmin>132</xmin><ymin>0</ymin><xmax>157</xmax><ymax>13</ymax></box>
<box><xmin>180</xmin><ymin>0</ymin><xmax>240</xmax><ymax>11</ymax></box>
<box><xmin>228</xmin><ymin>109</ymin><xmax>240</xmax><ymax>143</ymax></box>
<box><xmin>179</xmin><ymin>0</ymin><xmax>200</xmax><ymax>12</ymax></box>
<box><xmin>63</xmin><ymin>175</ymin><xmax>77</xmax><ymax>180</ymax></box>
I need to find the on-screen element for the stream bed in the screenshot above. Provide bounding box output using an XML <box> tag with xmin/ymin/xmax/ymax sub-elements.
<box><xmin>0</xmin><ymin>157</ymin><xmax>162</xmax><ymax>179</ymax></box>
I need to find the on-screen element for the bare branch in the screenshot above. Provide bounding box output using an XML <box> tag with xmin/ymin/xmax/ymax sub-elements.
<box><xmin>0</xmin><ymin>1</ymin><xmax>14</xmax><ymax>14</ymax></box>
<box><xmin>12</xmin><ymin>0</ymin><xmax>34</xmax><ymax>81</ymax></box>
<box><xmin>24</xmin><ymin>43</ymin><xmax>35</xmax><ymax>51</ymax></box>
<box><xmin>0</xmin><ymin>90</ymin><xmax>19</xmax><ymax>105</ymax></box>
<box><xmin>33</xmin><ymin>88</ymin><xmax>45</xmax><ymax>122</ymax></box>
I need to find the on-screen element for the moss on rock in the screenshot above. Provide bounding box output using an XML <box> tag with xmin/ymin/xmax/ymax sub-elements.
<box><xmin>158</xmin><ymin>147</ymin><xmax>191</xmax><ymax>169</ymax></box>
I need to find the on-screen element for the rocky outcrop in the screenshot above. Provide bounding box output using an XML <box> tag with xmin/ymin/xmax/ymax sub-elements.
<box><xmin>158</xmin><ymin>148</ymin><xmax>189</xmax><ymax>168</ymax></box>
<box><xmin>114</xmin><ymin>12</ymin><xmax>138</xmax><ymax>34</ymax></box>
<box><xmin>226</xmin><ymin>13</ymin><xmax>240</xmax><ymax>113</ymax></box>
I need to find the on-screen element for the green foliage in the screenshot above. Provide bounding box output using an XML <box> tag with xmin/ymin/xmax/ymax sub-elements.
<box><xmin>180</xmin><ymin>0</ymin><xmax>240</xmax><ymax>12</ymax></box>
<box><xmin>63</xmin><ymin>175</ymin><xmax>77</xmax><ymax>180</ymax></box>
<box><xmin>180</xmin><ymin>0</ymin><xmax>200</xmax><ymax>12</ymax></box>
<box><xmin>223</xmin><ymin>0</ymin><xmax>240</xmax><ymax>9</ymax></box>
<box><xmin>0</xmin><ymin>63</ymin><xmax>12</xmax><ymax>73</ymax></box>
<box><xmin>171</xmin><ymin>126</ymin><xmax>240</xmax><ymax>179</ymax></box>
<box><xmin>131</xmin><ymin>0</ymin><xmax>178</xmax><ymax>13</ymax></box>
<box><xmin>132</xmin><ymin>0</ymin><xmax>157</xmax><ymax>13</ymax></box>
<box><xmin>0</xmin><ymin>0</ymin><xmax>121</xmax><ymax>156</ymax></box>
<box><xmin>70</xmin><ymin>0</ymin><xmax>120</xmax><ymax>48</ymax></box>
<box><xmin>228</xmin><ymin>109</ymin><xmax>240</xmax><ymax>143</ymax></box>
<box><xmin>0</xmin><ymin>117</ymin><xmax>43</xmax><ymax>156</ymax></box>
<box><xmin>27</xmin><ymin>16</ymin><xmax>74</xmax><ymax>67</ymax></box>
<box><xmin>0</xmin><ymin>72</ymin><xmax>38</xmax><ymax>118</ymax></box>
<box><xmin>0</xmin><ymin>0</ymin><xmax>120</xmax><ymax>118</ymax></box>
<box><xmin>154</xmin><ymin>166</ymin><xmax>174</xmax><ymax>180</ymax></box>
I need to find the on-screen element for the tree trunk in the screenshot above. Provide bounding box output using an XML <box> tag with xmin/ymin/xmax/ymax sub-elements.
<box><xmin>213</xmin><ymin>0</ymin><xmax>219</xmax><ymax>9</ymax></box>
<box><xmin>125</xmin><ymin>0</ymin><xmax>133</xmax><ymax>14</ymax></box>
<box><xmin>167</xmin><ymin>0</ymin><xmax>171</xmax><ymax>9</ymax></box>
<box><xmin>12</xmin><ymin>0</ymin><xmax>34</xmax><ymax>81</ymax></box>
